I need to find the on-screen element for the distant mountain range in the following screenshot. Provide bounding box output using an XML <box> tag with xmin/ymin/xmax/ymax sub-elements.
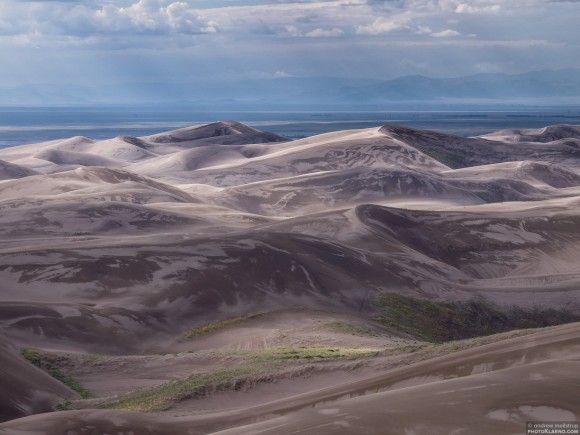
<box><xmin>2</xmin><ymin>69</ymin><xmax>580</xmax><ymax>107</ymax></box>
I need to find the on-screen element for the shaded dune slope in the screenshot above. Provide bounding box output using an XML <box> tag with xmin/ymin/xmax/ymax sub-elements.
<box><xmin>381</xmin><ymin>124</ymin><xmax>580</xmax><ymax>168</ymax></box>
<box><xmin>481</xmin><ymin>124</ymin><xmax>580</xmax><ymax>143</ymax></box>
<box><xmin>0</xmin><ymin>334</ymin><xmax>77</xmax><ymax>422</ymax></box>
<box><xmin>0</xmin><ymin>159</ymin><xmax>37</xmax><ymax>180</ymax></box>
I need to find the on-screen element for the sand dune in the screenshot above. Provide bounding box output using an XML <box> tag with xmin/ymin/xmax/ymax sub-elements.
<box><xmin>215</xmin><ymin>322</ymin><xmax>580</xmax><ymax>435</ymax></box>
<box><xmin>130</xmin><ymin>144</ymin><xmax>272</xmax><ymax>177</ymax></box>
<box><xmin>145</xmin><ymin>120</ymin><xmax>287</xmax><ymax>145</ymax></box>
<box><xmin>443</xmin><ymin>160</ymin><xmax>580</xmax><ymax>188</ymax></box>
<box><xmin>81</xmin><ymin>137</ymin><xmax>158</xmax><ymax>163</ymax></box>
<box><xmin>382</xmin><ymin>124</ymin><xmax>580</xmax><ymax>168</ymax></box>
<box><xmin>1</xmin><ymin>121</ymin><xmax>580</xmax><ymax>433</ymax></box>
<box><xmin>481</xmin><ymin>124</ymin><xmax>580</xmax><ymax>143</ymax></box>
<box><xmin>0</xmin><ymin>334</ymin><xmax>77</xmax><ymax>422</ymax></box>
<box><xmin>0</xmin><ymin>166</ymin><xmax>198</xmax><ymax>202</ymax></box>
<box><xmin>217</xmin><ymin>165</ymin><xmax>559</xmax><ymax>215</ymax></box>
<box><xmin>0</xmin><ymin>159</ymin><xmax>36</xmax><ymax>180</ymax></box>
<box><xmin>124</xmin><ymin>128</ymin><xmax>448</xmax><ymax>186</ymax></box>
<box><xmin>0</xmin><ymin>121</ymin><xmax>286</xmax><ymax>175</ymax></box>
<box><xmin>1</xmin><ymin>322</ymin><xmax>578</xmax><ymax>434</ymax></box>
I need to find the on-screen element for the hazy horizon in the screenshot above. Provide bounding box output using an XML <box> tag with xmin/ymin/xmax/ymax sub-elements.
<box><xmin>2</xmin><ymin>68</ymin><xmax>580</xmax><ymax>107</ymax></box>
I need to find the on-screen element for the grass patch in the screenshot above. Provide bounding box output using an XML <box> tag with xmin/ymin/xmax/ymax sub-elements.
<box><xmin>324</xmin><ymin>321</ymin><xmax>377</xmax><ymax>337</ymax></box>
<box><xmin>181</xmin><ymin>313</ymin><xmax>263</xmax><ymax>340</ymax></box>
<box><xmin>102</xmin><ymin>363</ymin><xmax>268</xmax><ymax>412</ymax></box>
<box><xmin>21</xmin><ymin>348</ymin><xmax>90</xmax><ymax>399</ymax></box>
<box><xmin>56</xmin><ymin>399</ymin><xmax>74</xmax><ymax>411</ymax></box>
<box><xmin>254</xmin><ymin>346</ymin><xmax>380</xmax><ymax>361</ymax></box>
<box><xmin>374</xmin><ymin>293</ymin><xmax>579</xmax><ymax>343</ymax></box>
<box><xmin>101</xmin><ymin>345</ymin><xmax>380</xmax><ymax>412</ymax></box>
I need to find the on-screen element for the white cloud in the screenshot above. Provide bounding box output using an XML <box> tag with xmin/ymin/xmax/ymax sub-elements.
<box><xmin>283</xmin><ymin>25</ymin><xmax>344</xmax><ymax>38</ymax></box>
<box><xmin>0</xmin><ymin>0</ymin><xmax>577</xmax><ymax>58</ymax></box>
<box><xmin>0</xmin><ymin>0</ymin><xmax>218</xmax><ymax>40</ymax></box>
<box><xmin>431</xmin><ymin>28</ymin><xmax>460</xmax><ymax>37</ymax></box>
<box><xmin>355</xmin><ymin>12</ymin><xmax>412</xmax><ymax>35</ymax></box>
<box><xmin>454</xmin><ymin>3</ymin><xmax>500</xmax><ymax>14</ymax></box>
<box><xmin>77</xmin><ymin>0</ymin><xmax>219</xmax><ymax>35</ymax></box>
<box><xmin>273</xmin><ymin>70</ymin><xmax>292</xmax><ymax>78</ymax></box>
<box><xmin>415</xmin><ymin>25</ymin><xmax>433</xmax><ymax>35</ymax></box>
<box><xmin>435</xmin><ymin>0</ymin><xmax>501</xmax><ymax>14</ymax></box>
<box><xmin>306</xmin><ymin>27</ymin><xmax>344</xmax><ymax>37</ymax></box>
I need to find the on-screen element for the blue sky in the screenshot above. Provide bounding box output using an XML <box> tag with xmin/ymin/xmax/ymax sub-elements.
<box><xmin>0</xmin><ymin>0</ymin><xmax>579</xmax><ymax>99</ymax></box>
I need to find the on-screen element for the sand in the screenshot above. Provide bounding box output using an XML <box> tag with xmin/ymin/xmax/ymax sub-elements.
<box><xmin>0</xmin><ymin>121</ymin><xmax>580</xmax><ymax>433</ymax></box>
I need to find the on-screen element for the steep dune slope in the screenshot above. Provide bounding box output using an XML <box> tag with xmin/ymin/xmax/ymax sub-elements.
<box><xmin>443</xmin><ymin>160</ymin><xmax>580</xmax><ymax>188</ymax></box>
<box><xmin>382</xmin><ymin>124</ymin><xmax>580</xmax><ymax>168</ymax></box>
<box><xmin>0</xmin><ymin>334</ymin><xmax>77</xmax><ymax>422</ymax></box>
<box><xmin>0</xmin><ymin>159</ymin><xmax>36</xmax><ymax>180</ymax></box>
<box><xmin>144</xmin><ymin>120</ymin><xmax>287</xmax><ymax>146</ymax></box>
<box><xmin>357</xmin><ymin>202</ymin><xmax>580</xmax><ymax>282</ymax></box>
<box><xmin>481</xmin><ymin>124</ymin><xmax>580</xmax><ymax>143</ymax></box>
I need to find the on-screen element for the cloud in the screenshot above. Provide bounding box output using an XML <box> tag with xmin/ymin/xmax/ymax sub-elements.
<box><xmin>453</xmin><ymin>2</ymin><xmax>500</xmax><ymax>14</ymax></box>
<box><xmin>0</xmin><ymin>0</ymin><xmax>564</xmax><ymax>46</ymax></box>
<box><xmin>0</xmin><ymin>0</ymin><xmax>579</xmax><ymax>84</ymax></box>
<box><xmin>282</xmin><ymin>25</ymin><xmax>344</xmax><ymax>37</ymax></box>
<box><xmin>415</xmin><ymin>25</ymin><xmax>433</xmax><ymax>34</ymax></box>
<box><xmin>71</xmin><ymin>0</ymin><xmax>219</xmax><ymax>35</ymax></box>
<box><xmin>0</xmin><ymin>0</ymin><xmax>218</xmax><ymax>40</ymax></box>
<box><xmin>430</xmin><ymin>28</ymin><xmax>460</xmax><ymax>37</ymax></box>
<box><xmin>355</xmin><ymin>12</ymin><xmax>412</xmax><ymax>35</ymax></box>
<box><xmin>376</xmin><ymin>0</ymin><xmax>502</xmax><ymax>14</ymax></box>
<box><xmin>305</xmin><ymin>27</ymin><xmax>344</xmax><ymax>37</ymax></box>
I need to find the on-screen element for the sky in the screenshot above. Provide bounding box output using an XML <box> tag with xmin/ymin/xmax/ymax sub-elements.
<box><xmin>0</xmin><ymin>0</ymin><xmax>579</xmax><ymax>104</ymax></box>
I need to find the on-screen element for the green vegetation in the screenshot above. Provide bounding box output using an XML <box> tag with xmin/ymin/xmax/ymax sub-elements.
<box><xmin>374</xmin><ymin>293</ymin><xmax>579</xmax><ymax>343</ymax></box>
<box><xmin>21</xmin><ymin>348</ymin><xmax>41</xmax><ymax>365</ymax></box>
<box><xmin>55</xmin><ymin>399</ymin><xmax>73</xmax><ymax>411</ymax></box>
<box><xmin>102</xmin><ymin>345</ymin><xmax>379</xmax><ymax>412</ymax></box>
<box><xmin>324</xmin><ymin>321</ymin><xmax>377</xmax><ymax>337</ymax></box>
<box><xmin>181</xmin><ymin>313</ymin><xmax>263</xmax><ymax>339</ymax></box>
<box><xmin>21</xmin><ymin>348</ymin><xmax>90</xmax><ymax>399</ymax></box>
<box><xmin>97</xmin><ymin>327</ymin><xmax>547</xmax><ymax>413</ymax></box>
<box><xmin>103</xmin><ymin>363</ymin><xmax>268</xmax><ymax>412</ymax></box>
<box><xmin>254</xmin><ymin>346</ymin><xmax>380</xmax><ymax>361</ymax></box>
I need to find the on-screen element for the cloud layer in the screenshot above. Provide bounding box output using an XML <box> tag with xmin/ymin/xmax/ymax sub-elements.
<box><xmin>0</xmin><ymin>0</ymin><xmax>578</xmax><ymax>91</ymax></box>
<box><xmin>0</xmin><ymin>0</ymin><xmax>541</xmax><ymax>43</ymax></box>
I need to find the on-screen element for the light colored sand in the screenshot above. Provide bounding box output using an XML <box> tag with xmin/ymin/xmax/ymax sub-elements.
<box><xmin>1</xmin><ymin>121</ymin><xmax>580</xmax><ymax>431</ymax></box>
